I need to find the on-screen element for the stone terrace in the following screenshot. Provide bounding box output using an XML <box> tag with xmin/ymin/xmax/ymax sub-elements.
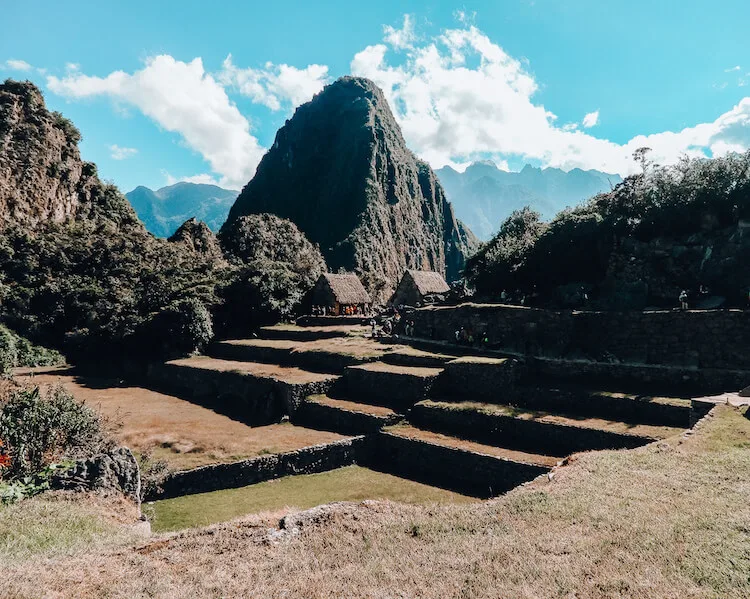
<box><xmin>142</xmin><ymin>308</ymin><xmax>723</xmax><ymax>501</ymax></box>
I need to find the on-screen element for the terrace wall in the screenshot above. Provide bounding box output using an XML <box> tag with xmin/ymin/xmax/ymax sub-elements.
<box><xmin>410</xmin><ymin>304</ymin><xmax>750</xmax><ymax>371</ymax></box>
<box><xmin>151</xmin><ymin>437</ymin><xmax>365</xmax><ymax>500</ymax></box>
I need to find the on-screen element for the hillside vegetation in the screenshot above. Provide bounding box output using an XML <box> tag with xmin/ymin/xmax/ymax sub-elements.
<box><xmin>0</xmin><ymin>80</ymin><xmax>327</xmax><ymax>366</ymax></box>
<box><xmin>2</xmin><ymin>405</ymin><xmax>748</xmax><ymax>598</ymax></box>
<box><xmin>467</xmin><ymin>152</ymin><xmax>750</xmax><ymax>308</ymax></box>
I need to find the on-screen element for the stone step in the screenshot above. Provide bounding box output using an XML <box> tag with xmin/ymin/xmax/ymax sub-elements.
<box><xmin>343</xmin><ymin>362</ymin><xmax>444</xmax><ymax>410</ymax></box>
<box><xmin>380</xmin><ymin>346</ymin><xmax>458</xmax><ymax>369</ymax></box>
<box><xmin>507</xmin><ymin>384</ymin><xmax>694</xmax><ymax>428</ymax></box>
<box><xmin>148</xmin><ymin>357</ymin><xmax>338</xmax><ymax>425</ymax></box>
<box><xmin>259</xmin><ymin>324</ymin><xmax>369</xmax><ymax>342</ymax></box>
<box><xmin>210</xmin><ymin>338</ymin><xmax>382</xmax><ymax>374</ymax></box>
<box><xmin>409</xmin><ymin>400</ymin><xmax>683</xmax><ymax>457</ymax></box>
<box><xmin>369</xmin><ymin>425</ymin><xmax>555</xmax><ymax>497</ymax></box>
<box><xmin>293</xmin><ymin>394</ymin><xmax>403</xmax><ymax>435</ymax></box>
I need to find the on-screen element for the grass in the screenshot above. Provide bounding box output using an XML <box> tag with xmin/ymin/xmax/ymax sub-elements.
<box><xmin>12</xmin><ymin>369</ymin><xmax>346</xmax><ymax>470</ymax></box>
<box><xmin>143</xmin><ymin>465</ymin><xmax>474</xmax><ymax>532</ymax></box>
<box><xmin>418</xmin><ymin>399</ymin><xmax>684</xmax><ymax>439</ymax></box>
<box><xmin>4</xmin><ymin>405</ymin><xmax>750</xmax><ymax>598</ymax></box>
<box><xmin>0</xmin><ymin>493</ymin><xmax>141</xmax><ymax>563</ymax></box>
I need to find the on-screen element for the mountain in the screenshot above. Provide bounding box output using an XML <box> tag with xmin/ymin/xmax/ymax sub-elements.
<box><xmin>0</xmin><ymin>79</ymin><xmax>140</xmax><ymax>231</ymax></box>
<box><xmin>126</xmin><ymin>182</ymin><xmax>238</xmax><ymax>237</ymax></box>
<box><xmin>436</xmin><ymin>162</ymin><xmax>622</xmax><ymax>240</ymax></box>
<box><xmin>224</xmin><ymin>76</ymin><xmax>478</xmax><ymax>301</ymax></box>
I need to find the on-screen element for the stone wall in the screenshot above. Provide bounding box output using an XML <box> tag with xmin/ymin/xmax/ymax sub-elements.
<box><xmin>409</xmin><ymin>401</ymin><xmax>654</xmax><ymax>456</ymax></box>
<box><xmin>151</xmin><ymin>437</ymin><xmax>365</xmax><ymax>500</ymax></box>
<box><xmin>410</xmin><ymin>304</ymin><xmax>750</xmax><ymax>371</ymax></box>
<box><xmin>367</xmin><ymin>432</ymin><xmax>547</xmax><ymax>498</ymax></box>
<box><xmin>148</xmin><ymin>362</ymin><xmax>336</xmax><ymax>424</ymax></box>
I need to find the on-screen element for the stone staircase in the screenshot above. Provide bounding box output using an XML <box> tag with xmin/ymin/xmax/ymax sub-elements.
<box><xmin>146</xmin><ymin>321</ymin><xmax>710</xmax><ymax>500</ymax></box>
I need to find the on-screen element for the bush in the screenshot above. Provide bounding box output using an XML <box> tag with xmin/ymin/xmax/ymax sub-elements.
<box><xmin>0</xmin><ymin>327</ymin><xmax>17</xmax><ymax>376</ymax></box>
<box><xmin>467</xmin><ymin>151</ymin><xmax>750</xmax><ymax>302</ymax></box>
<box><xmin>139</xmin><ymin>297</ymin><xmax>214</xmax><ymax>359</ymax></box>
<box><xmin>0</xmin><ymin>386</ymin><xmax>110</xmax><ymax>480</ymax></box>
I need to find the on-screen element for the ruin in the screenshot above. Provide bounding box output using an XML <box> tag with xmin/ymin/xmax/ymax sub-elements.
<box><xmin>143</xmin><ymin>303</ymin><xmax>738</xmax><ymax>505</ymax></box>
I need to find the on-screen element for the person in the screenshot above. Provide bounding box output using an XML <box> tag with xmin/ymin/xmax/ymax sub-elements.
<box><xmin>500</xmin><ymin>289</ymin><xmax>508</xmax><ymax>302</ymax></box>
<box><xmin>370</xmin><ymin>318</ymin><xmax>377</xmax><ymax>338</ymax></box>
<box><xmin>481</xmin><ymin>331</ymin><xmax>489</xmax><ymax>346</ymax></box>
<box><xmin>679</xmin><ymin>289</ymin><xmax>689</xmax><ymax>310</ymax></box>
<box><xmin>454</xmin><ymin>329</ymin><xmax>460</xmax><ymax>343</ymax></box>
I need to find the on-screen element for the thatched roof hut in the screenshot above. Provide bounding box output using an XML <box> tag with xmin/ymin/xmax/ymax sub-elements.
<box><xmin>308</xmin><ymin>273</ymin><xmax>372</xmax><ymax>314</ymax></box>
<box><xmin>389</xmin><ymin>270</ymin><xmax>450</xmax><ymax>307</ymax></box>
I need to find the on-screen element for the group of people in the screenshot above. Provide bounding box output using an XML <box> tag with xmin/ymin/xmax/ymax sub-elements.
<box><xmin>311</xmin><ymin>305</ymin><xmax>368</xmax><ymax>316</ymax></box>
<box><xmin>454</xmin><ymin>326</ymin><xmax>489</xmax><ymax>346</ymax></box>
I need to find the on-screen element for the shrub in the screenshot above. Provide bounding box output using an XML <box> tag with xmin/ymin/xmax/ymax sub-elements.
<box><xmin>0</xmin><ymin>386</ymin><xmax>110</xmax><ymax>480</ymax></box>
<box><xmin>139</xmin><ymin>297</ymin><xmax>214</xmax><ymax>359</ymax></box>
<box><xmin>0</xmin><ymin>327</ymin><xmax>18</xmax><ymax>376</ymax></box>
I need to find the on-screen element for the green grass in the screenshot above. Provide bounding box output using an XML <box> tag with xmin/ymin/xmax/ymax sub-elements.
<box><xmin>0</xmin><ymin>494</ymin><xmax>136</xmax><ymax>562</ymax></box>
<box><xmin>144</xmin><ymin>465</ymin><xmax>475</xmax><ymax>532</ymax></box>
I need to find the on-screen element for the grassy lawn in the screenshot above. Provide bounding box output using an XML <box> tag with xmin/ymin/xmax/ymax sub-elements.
<box><xmin>144</xmin><ymin>465</ymin><xmax>474</xmax><ymax>532</ymax></box>
<box><xmin>3</xmin><ymin>405</ymin><xmax>750</xmax><ymax>598</ymax></box>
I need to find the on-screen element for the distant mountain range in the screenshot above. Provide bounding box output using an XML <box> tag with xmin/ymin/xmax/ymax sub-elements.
<box><xmin>125</xmin><ymin>182</ymin><xmax>238</xmax><ymax>237</ymax></box>
<box><xmin>436</xmin><ymin>162</ymin><xmax>623</xmax><ymax>240</ymax></box>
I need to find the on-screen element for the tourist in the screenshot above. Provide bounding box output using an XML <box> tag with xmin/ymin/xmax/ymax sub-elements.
<box><xmin>679</xmin><ymin>289</ymin><xmax>689</xmax><ymax>310</ymax></box>
<box><xmin>370</xmin><ymin>318</ymin><xmax>377</xmax><ymax>337</ymax></box>
<box><xmin>500</xmin><ymin>289</ymin><xmax>508</xmax><ymax>302</ymax></box>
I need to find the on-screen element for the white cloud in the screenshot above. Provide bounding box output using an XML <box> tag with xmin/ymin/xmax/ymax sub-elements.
<box><xmin>4</xmin><ymin>59</ymin><xmax>33</xmax><ymax>71</ymax></box>
<box><xmin>109</xmin><ymin>144</ymin><xmax>138</xmax><ymax>160</ymax></box>
<box><xmin>725</xmin><ymin>65</ymin><xmax>741</xmax><ymax>72</ymax></box>
<box><xmin>219</xmin><ymin>55</ymin><xmax>329</xmax><ymax>111</ymax></box>
<box><xmin>65</xmin><ymin>62</ymin><xmax>80</xmax><ymax>72</ymax></box>
<box><xmin>384</xmin><ymin>15</ymin><xmax>417</xmax><ymax>50</ymax></box>
<box><xmin>582</xmin><ymin>110</ymin><xmax>599</xmax><ymax>128</ymax></box>
<box><xmin>351</xmin><ymin>20</ymin><xmax>750</xmax><ymax>175</ymax></box>
<box><xmin>162</xmin><ymin>170</ymin><xmax>221</xmax><ymax>186</ymax></box>
<box><xmin>47</xmin><ymin>55</ymin><xmax>265</xmax><ymax>188</ymax></box>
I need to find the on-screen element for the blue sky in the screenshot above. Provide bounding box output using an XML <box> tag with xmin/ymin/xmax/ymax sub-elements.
<box><xmin>2</xmin><ymin>0</ymin><xmax>750</xmax><ymax>192</ymax></box>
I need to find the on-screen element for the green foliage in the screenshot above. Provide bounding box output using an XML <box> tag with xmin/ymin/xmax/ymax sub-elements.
<box><xmin>51</xmin><ymin>111</ymin><xmax>81</xmax><ymax>144</ymax></box>
<box><xmin>467</xmin><ymin>151</ymin><xmax>750</xmax><ymax>298</ymax></box>
<box><xmin>0</xmin><ymin>326</ymin><xmax>18</xmax><ymax>376</ymax></box>
<box><xmin>465</xmin><ymin>207</ymin><xmax>546</xmax><ymax>294</ymax></box>
<box><xmin>0</xmin><ymin>220</ymin><xmax>224</xmax><ymax>363</ymax></box>
<box><xmin>140</xmin><ymin>297</ymin><xmax>214</xmax><ymax>359</ymax></box>
<box><xmin>0</xmin><ymin>462</ymin><xmax>72</xmax><ymax>504</ymax></box>
<box><xmin>0</xmin><ymin>325</ymin><xmax>64</xmax><ymax>375</ymax></box>
<box><xmin>216</xmin><ymin>214</ymin><xmax>327</xmax><ymax>334</ymax></box>
<box><xmin>0</xmin><ymin>386</ymin><xmax>109</xmax><ymax>480</ymax></box>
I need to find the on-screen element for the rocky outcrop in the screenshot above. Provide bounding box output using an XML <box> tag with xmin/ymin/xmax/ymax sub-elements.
<box><xmin>51</xmin><ymin>447</ymin><xmax>141</xmax><ymax>503</ymax></box>
<box><xmin>168</xmin><ymin>217</ymin><xmax>224</xmax><ymax>260</ymax></box>
<box><xmin>0</xmin><ymin>79</ymin><xmax>140</xmax><ymax>231</ymax></box>
<box><xmin>224</xmin><ymin>77</ymin><xmax>478</xmax><ymax>301</ymax></box>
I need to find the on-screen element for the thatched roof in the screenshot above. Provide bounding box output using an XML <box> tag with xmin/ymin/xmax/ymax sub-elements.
<box><xmin>319</xmin><ymin>273</ymin><xmax>372</xmax><ymax>304</ymax></box>
<box><xmin>406</xmin><ymin>270</ymin><xmax>450</xmax><ymax>295</ymax></box>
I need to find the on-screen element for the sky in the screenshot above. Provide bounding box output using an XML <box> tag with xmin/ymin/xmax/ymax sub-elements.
<box><xmin>2</xmin><ymin>0</ymin><xmax>750</xmax><ymax>193</ymax></box>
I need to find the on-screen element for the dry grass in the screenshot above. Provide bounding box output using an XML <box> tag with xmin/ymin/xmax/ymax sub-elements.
<box><xmin>3</xmin><ymin>405</ymin><xmax>750</xmax><ymax>598</ymax></box>
<box><xmin>166</xmin><ymin>356</ymin><xmax>338</xmax><ymax>384</ymax></box>
<box><xmin>13</xmin><ymin>369</ymin><xmax>346</xmax><ymax>470</ymax></box>
<box><xmin>308</xmin><ymin>394</ymin><xmax>398</xmax><ymax>416</ymax></box>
